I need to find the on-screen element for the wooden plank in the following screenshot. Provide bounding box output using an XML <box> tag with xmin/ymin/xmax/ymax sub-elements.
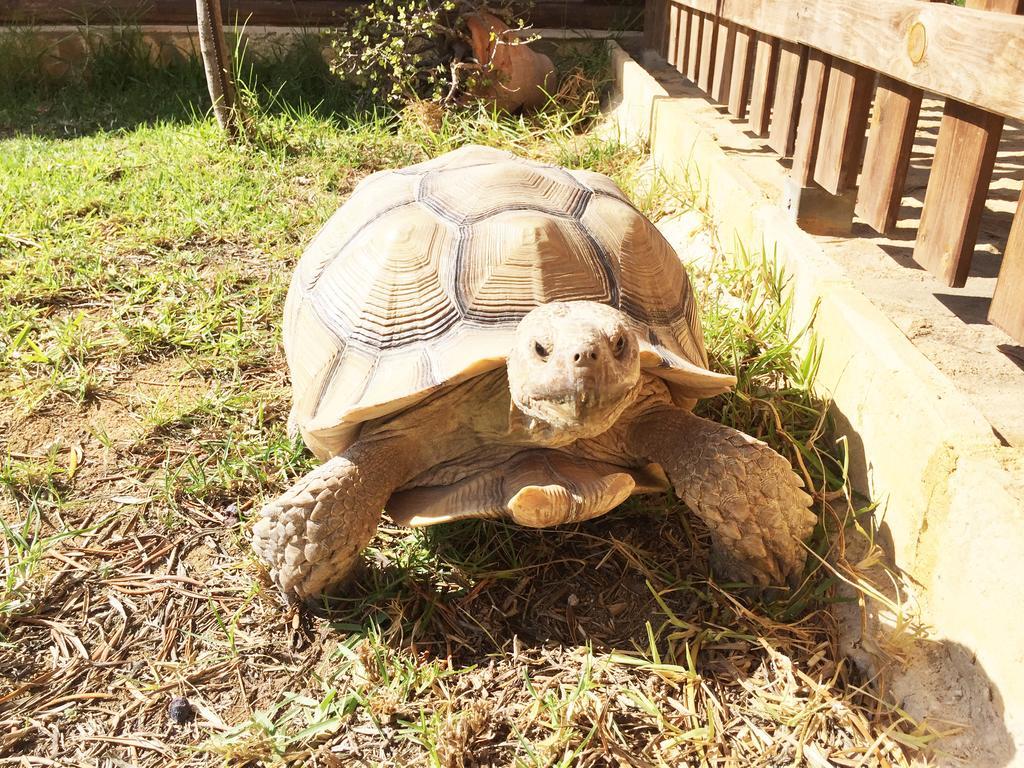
<box><xmin>747</xmin><ymin>33</ymin><xmax>778</xmax><ymax>136</ymax></box>
<box><xmin>912</xmin><ymin>0</ymin><xmax>1020</xmax><ymax>287</ymax></box>
<box><xmin>727</xmin><ymin>25</ymin><xmax>756</xmax><ymax>118</ymax></box>
<box><xmin>667</xmin><ymin>2</ymin><xmax>682</xmax><ymax>68</ymax></box>
<box><xmin>643</xmin><ymin>0</ymin><xmax>657</xmax><ymax>50</ymax></box>
<box><xmin>686</xmin><ymin>10</ymin><xmax>703</xmax><ymax>81</ymax></box>
<box><xmin>989</xmin><ymin>189</ymin><xmax>1024</xmax><ymax>343</ymax></box>
<box><xmin>678</xmin><ymin>4</ymin><xmax>691</xmax><ymax>72</ymax></box>
<box><xmin>912</xmin><ymin>99</ymin><xmax>1003</xmax><ymax>286</ymax></box>
<box><xmin>697</xmin><ymin>8</ymin><xmax>718</xmax><ymax>92</ymax></box>
<box><xmin>655</xmin><ymin>0</ymin><xmax>670</xmax><ymax>58</ymax></box>
<box><xmin>855</xmin><ymin>76</ymin><xmax>923</xmax><ymax>233</ymax></box>
<box><xmin>711</xmin><ymin>20</ymin><xmax>737</xmax><ymax>104</ymax></box>
<box><xmin>791</xmin><ymin>49</ymin><xmax>831</xmax><ymax>186</ymax></box>
<box><xmin>676</xmin><ymin>8</ymin><xmax>693</xmax><ymax>74</ymax></box>
<box><xmin>767</xmin><ymin>40</ymin><xmax>806</xmax><ymax>158</ymax></box>
<box><xmin>813</xmin><ymin>59</ymin><xmax>874</xmax><ymax>195</ymax></box>
<box><xmin>651</xmin><ymin>0</ymin><xmax>1024</xmax><ymax>123</ymax></box>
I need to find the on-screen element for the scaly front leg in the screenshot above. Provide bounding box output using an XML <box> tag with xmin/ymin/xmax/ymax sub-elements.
<box><xmin>251</xmin><ymin>437</ymin><xmax>416</xmax><ymax>603</ymax></box>
<box><xmin>626</xmin><ymin>405</ymin><xmax>816</xmax><ymax>586</ymax></box>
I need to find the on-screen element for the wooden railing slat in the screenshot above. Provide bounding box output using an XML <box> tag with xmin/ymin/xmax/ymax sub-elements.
<box><xmin>675</xmin><ymin>7</ymin><xmax>691</xmax><ymax>74</ymax></box>
<box><xmin>727</xmin><ymin>25</ymin><xmax>756</xmax><ymax>118</ymax></box>
<box><xmin>748</xmin><ymin>33</ymin><xmax>778</xmax><ymax>136</ymax></box>
<box><xmin>989</xmin><ymin>189</ymin><xmax>1024</xmax><ymax>343</ymax></box>
<box><xmin>667</xmin><ymin>2</ymin><xmax>682</xmax><ymax>70</ymax></box>
<box><xmin>658</xmin><ymin>0</ymin><xmax>671</xmax><ymax>58</ymax></box>
<box><xmin>912</xmin><ymin>100</ymin><xmax>1003</xmax><ymax>287</ymax></box>
<box><xmin>768</xmin><ymin>41</ymin><xmax>807</xmax><ymax>157</ymax></box>
<box><xmin>855</xmin><ymin>76</ymin><xmax>923</xmax><ymax>234</ymax></box>
<box><xmin>697</xmin><ymin>8</ymin><xmax>718</xmax><ymax>92</ymax></box>
<box><xmin>814</xmin><ymin>59</ymin><xmax>874</xmax><ymax>195</ymax></box>
<box><xmin>644</xmin><ymin>0</ymin><xmax>657</xmax><ymax>50</ymax></box>
<box><xmin>792</xmin><ymin>50</ymin><xmax>831</xmax><ymax>187</ymax></box>
<box><xmin>686</xmin><ymin>9</ymin><xmax>703</xmax><ymax>81</ymax></box>
<box><xmin>712</xmin><ymin>20</ymin><xmax>736</xmax><ymax>104</ymax></box>
<box><xmin>911</xmin><ymin>0</ymin><xmax>1020</xmax><ymax>288</ymax></box>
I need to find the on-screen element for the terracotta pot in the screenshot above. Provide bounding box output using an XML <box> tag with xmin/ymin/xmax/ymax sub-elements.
<box><xmin>465</xmin><ymin>12</ymin><xmax>557</xmax><ymax>112</ymax></box>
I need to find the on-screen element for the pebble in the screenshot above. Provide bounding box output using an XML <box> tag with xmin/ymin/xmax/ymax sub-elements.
<box><xmin>168</xmin><ymin>695</ymin><xmax>195</xmax><ymax>725</ymax></box>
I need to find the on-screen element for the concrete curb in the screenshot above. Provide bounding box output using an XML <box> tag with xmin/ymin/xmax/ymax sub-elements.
<box><xmin>605</xmin><ymin>40</ymin><xmax>1024</xmax><ymax>766</ymax></box>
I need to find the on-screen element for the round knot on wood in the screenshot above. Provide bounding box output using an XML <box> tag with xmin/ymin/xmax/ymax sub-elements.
<box><xmin>907</xmin><ymin>22</ymin><xmax>927</xmax><ymax>65</ymax></box>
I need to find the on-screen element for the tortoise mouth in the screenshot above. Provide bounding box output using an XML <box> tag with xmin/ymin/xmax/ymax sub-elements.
<box><xmin>513</xmin><ymin>377</ymin><xmax>643</xmax><ymax>440</ymax></box>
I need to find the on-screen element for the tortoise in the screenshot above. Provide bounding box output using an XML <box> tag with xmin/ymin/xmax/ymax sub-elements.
<box><xmin>252</xmin><ymin>145</ymin><xmax>816</xmax><ymax>603</ymax></box>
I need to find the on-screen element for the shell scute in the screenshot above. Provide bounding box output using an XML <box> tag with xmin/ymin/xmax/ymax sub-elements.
<box><xmin>298</xmin><ymin>172</ymin><xmax>420</xmax><ymax>293</ymax></box>
<box><xmin>311</xmin><ymin>204</ymin><xmax>460</xmax><ymax>350</ymax></box>
<box><xmin>420</xmin><ymin>161</ymin><xmax>590</xmax><ymax>225</ymax></box>
<box><xmin>457</xmin><ymin>212</ymin><xmax>614</xmax><ymax>322</ymax></box>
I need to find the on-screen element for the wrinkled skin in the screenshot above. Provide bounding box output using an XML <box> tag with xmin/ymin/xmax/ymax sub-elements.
<box><xmin>252</xmin><ymin>301</ymin><xmax>816</xmax><ymax>604</ymax></box>
<box><xmin>507</xmin><ymin>302</ymin><xmax>643</xmax><ymax>440</ymax></box>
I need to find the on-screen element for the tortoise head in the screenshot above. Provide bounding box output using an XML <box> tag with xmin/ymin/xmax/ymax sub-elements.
<box><xmin>507</xmin><ymin>301</ymin><xmax>642</xmax><ymax>439</ymax></box>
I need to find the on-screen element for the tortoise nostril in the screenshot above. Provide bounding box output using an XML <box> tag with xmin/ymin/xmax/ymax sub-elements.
<box><xmin>589</xmin><ymin>351</ymin><xmax>598</xmax><ymax>360</ymax></box>
<box><xmin>573</xmin><ymin>352</ymin><xmax>581</xmax><ymax>362</ymax></box>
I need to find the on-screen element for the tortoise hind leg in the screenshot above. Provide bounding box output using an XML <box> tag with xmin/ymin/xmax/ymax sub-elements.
<box><xmin>625</xmin><ymin>405</ymin><xmax>816</xmax><ymax>586</ymax></box>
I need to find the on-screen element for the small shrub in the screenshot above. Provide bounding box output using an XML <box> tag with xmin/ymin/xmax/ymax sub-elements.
<box><xmin>328</xmin><ymin>0</ymin><xmax>528</xmax><ymax>106</ymax></box>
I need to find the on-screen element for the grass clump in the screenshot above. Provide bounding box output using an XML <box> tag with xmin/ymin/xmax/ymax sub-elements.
<box><xmin>0</xmin><ymin>28</ymin><xmax>928</xmax><ymax>767</ymax></box>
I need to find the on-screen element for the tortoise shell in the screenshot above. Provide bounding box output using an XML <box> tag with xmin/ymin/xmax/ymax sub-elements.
<box><xmin>284</xmin><ymin>145</ymin><xmax>733</xmax><ymax>458</ymax></box>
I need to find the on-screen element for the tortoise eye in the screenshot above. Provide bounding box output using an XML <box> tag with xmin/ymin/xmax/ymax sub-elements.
<box><xmin>612</xmin><ymin>335</ymin><xmax>626</xmax><ymax>356</ymax></box>
<box><xmin>534</xmin><ymin>341</ymin><xmax>550</xmax><ymax>360</ymax></box>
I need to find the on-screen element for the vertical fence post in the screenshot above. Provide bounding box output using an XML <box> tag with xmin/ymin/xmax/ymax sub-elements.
<box><xmin>791</xmin><ymin>51</ymin><xmax>830</xmax><ymax>188</ymax></box>
<box><xmin>685</xmin><ymin>10</ymin><xmax>702</xmax><ymax>81</ymax></box>
<box><xmin>912</xmin><ymin>0</ymin><xmax>1023</xmax><ymax>286</ymax></box>
<box><xmin>785</xmin><ymin>50</ymin><xmax>856</xmax><ymax>235</ymax></box>
<box><xmin>727</xmin><ymin>26</ymin><xmax>756</xmax><ymax>119</ymax></box>
<box><xmin>856</xmin><ymin>76</ymin><xmax>924</xmax><ymax>233</ymax></box>
<box><xmin>666</xmin><ymin>2</ymin><xmax>681</xmax><ymax>69</ymax></box>
<box><xmin>697</xmin><ymin>9</ymin><xmax>717</xmax><ymax>91</ymax></box>
<box><xmin>990</xmin><ymin>190</ymin><xmax>1024</xmax><ymax>343</ymax></box>
<box><xmin>676</xmin><ymin>8</ymin><xmax>692</xmax><ymax>75</ymax></box>
<box><xmin>767</xmin><ymin>41</ymin><xmax>806</xmax><ymax>157</ymax></box>
<box><xmin>711</xmin><ymin>20</ymin><xmax>736</xmax><ymax>104</ymax></box>
<box><xmin>748</xmin><ymin>33</ymin><xmax>778</xmax><ymax>137</ymax></box>
<box><xmin>814</xmin><ymin>59</ymin><xmax>873</xmax><ymax>195</ymax></box>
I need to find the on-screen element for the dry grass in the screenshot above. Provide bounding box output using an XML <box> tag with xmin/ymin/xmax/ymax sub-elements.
<box><xmin>0</xmin><ymin>31</ymin><xmax>934</xmax><ymax>767</ymax></box>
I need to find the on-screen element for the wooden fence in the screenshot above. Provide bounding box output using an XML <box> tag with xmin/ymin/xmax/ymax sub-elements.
<box><xmin>0</xmin><ymin>0</ymin><xmax>642</xmax><ymax>29</ymax></box>
<box><xmin>643</xmin><ymin>0</ymin><xmax>1024</xmax><ymax>344</ymax></box>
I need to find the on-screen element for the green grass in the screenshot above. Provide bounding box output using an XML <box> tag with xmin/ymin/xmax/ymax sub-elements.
<box><xmin>0</xmin><ymin>28</ymin><xmax>926</xmax><ymax>767</ymax></box>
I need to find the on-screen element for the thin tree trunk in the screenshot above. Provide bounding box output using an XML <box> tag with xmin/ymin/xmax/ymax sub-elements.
<box><xmin>196</xmin><ymin>0</ymin><xmax>247</xmax><ymax>139</ymax></box>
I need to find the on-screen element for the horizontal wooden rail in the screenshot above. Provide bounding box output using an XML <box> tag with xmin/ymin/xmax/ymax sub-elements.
<box><xmin>666</xmin><ymin>0</ymin><xmax>1024</xmax><ymax>123</ymax></box>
